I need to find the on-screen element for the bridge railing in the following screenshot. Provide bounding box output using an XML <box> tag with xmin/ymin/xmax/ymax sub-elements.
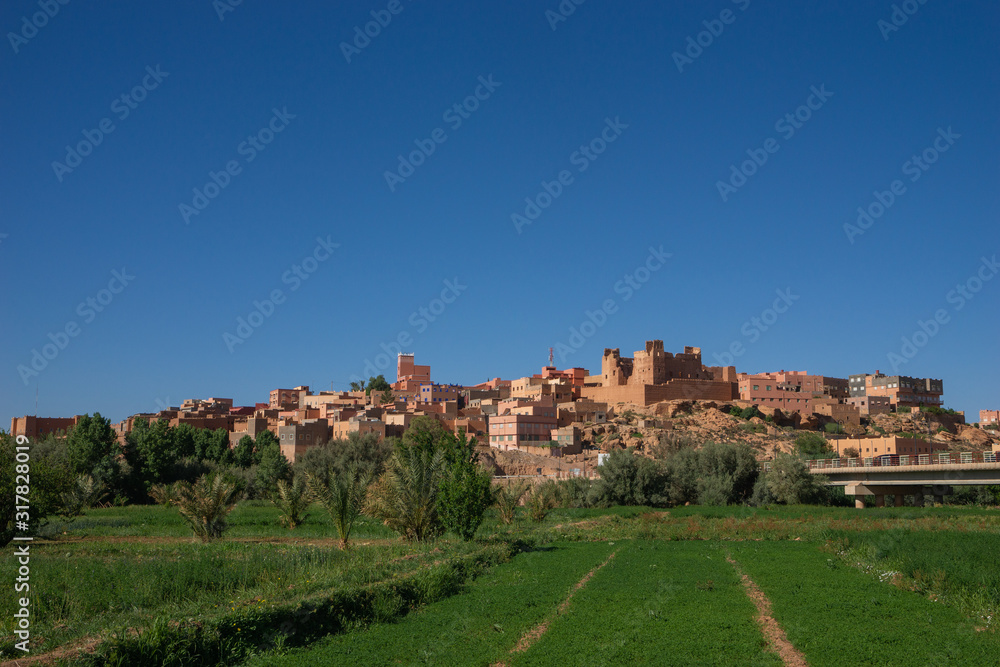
<box><xmin>802</xmin><ymin>451</ymin><xmax>998</xmax><ymax>470</ymax></box>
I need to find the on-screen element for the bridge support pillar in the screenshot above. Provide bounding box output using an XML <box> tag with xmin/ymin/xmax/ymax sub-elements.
<box><xmin>913</xmin><ymin>488</ymin><xmax>924</xmax><ymax>507</ymax></box>
<box><xmin>845</xmin><ymin>484</ymin><xmax>926</xmax><ymax>509</ymax></box>
<box><xmin>932</xmin><ymin>485</ymin><xmax>953</xmax><ymax>506</ymax></box>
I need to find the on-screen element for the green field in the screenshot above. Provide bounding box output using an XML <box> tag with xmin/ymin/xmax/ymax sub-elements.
<box><xmin>257</xmin><ymin>541</ymin><xmax>617</xmax><ymax>666</ymax></box>
<box><xmin>728</xmin><ymin>541</ymin><xmax>1000</xmax><ymax>666</ymax></box>
<box><xmin>2</xmin><ymin>503</ymin><xmax>1000</xmax><ymax>665</ymax></box>
<box><xmin>509</xmin><ymin>541</ymin><xmax>781</xmax><ymax>667</ymax></box>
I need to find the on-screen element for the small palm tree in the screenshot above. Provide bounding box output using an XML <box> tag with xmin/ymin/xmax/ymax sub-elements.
<box><xmin>495</xmin><ymin>481</ymin><xmax>529</xmax><ymax>525</ymax></box>
<box><xmin>367</xmin><ymin>447</ymin><xmax>445</xmax><ymax>542</ymax></box>
<box><xmin>272</xmin><ymin>477</ymin><xmax>313</xmax><ymax>529</ymax></box>
<box><xmin>149</xmin><ymin>482</ymin><xmax>179</xmax><ymax>507</ymax></box>
<box><xmin>526</xmin><ymin>482</ymin><xmax>557</xmax><ymax>522</ymax></box>
<box><xmin>59</xmin><ymin>474</ymin><xmax>107</xmax><ymax>518</ymax></box>
<box><xmin>309</xmin><ymin>469</ymin><xmax>370</xmax><ymax>549</ymax></box>
<box><xmin>173</xmin><ymin>474</ymin><xmax>241</xmax><ymax>542</ymax></box>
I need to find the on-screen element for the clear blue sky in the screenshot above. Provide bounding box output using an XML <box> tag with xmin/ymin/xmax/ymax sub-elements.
<box><xmin>2</xmin><ymin>0</ymin><xmax>997</xmax><ymax>425</ymax></box>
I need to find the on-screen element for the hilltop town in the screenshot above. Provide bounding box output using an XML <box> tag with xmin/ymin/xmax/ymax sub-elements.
<box><xmin>10</xmin><ymin>341</ymin><xmax>1000</xmax><ymax>473</ymax></box>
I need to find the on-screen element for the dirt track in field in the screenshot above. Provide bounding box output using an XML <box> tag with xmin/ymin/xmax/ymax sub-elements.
<box><xmin>725</xmin><ymin>554</ymin><xmax>809</xmax><ymax>667</ymax></box>
<box><xmin>493</xmin><ymin>549</ymin><xmax>617</xmax><ymax>666</ymax></box>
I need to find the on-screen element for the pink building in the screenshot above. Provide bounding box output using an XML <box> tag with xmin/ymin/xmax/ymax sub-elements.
<box><xmin>980</xmin><ymin>410</ymin><xmax>1000</xmax><ymax>426</ymax></box>
<box><xmin>394</xmin><ymin>353</ymin><xmax>431</xmax><ymax>392</ymax></box>
<box><xmin>419</xmin><ymin>383</ymin><xmax>460</xmax><ymax>404</ymax></box>
<box><xmin>738</xmin><ymin>371</ymin><xmax>848</xmax><ymax>414</ymax></box>
<box><xmin>488</xmin><ymin>397</ymin><xmax>558</xmax><ymax>451</ymax></box>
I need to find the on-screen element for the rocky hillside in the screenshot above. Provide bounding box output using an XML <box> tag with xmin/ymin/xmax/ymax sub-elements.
<box><xmin>481</xmin><ymin>399</ymin><xmax>999</xmax><ymax>475</ymax></box>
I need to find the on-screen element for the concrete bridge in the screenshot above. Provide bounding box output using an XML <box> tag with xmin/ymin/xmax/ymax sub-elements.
<box><xmin>802</xmin><ymin>451</ymin><xmax>999</xmax><ymax>508</ymax></box>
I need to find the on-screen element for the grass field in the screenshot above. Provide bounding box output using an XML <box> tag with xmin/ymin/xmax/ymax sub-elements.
<box><xmin>729</xmin><ymin>540</ymin><xmax>1000</xmax><ymax>666</ymax></box>
<box><xmin>508</xmin><ymin>541</ymin><xmax>781</xmax><ymax>667</ymax></box>
<box><xmin>3</xmin><ymin>503</ymin><xmax>1000</xmax><ymax>665</ymax></box>
<box><xmin>256</xmin><ymin>541</ymin><xmax>617</xmax><ymax>666</ymax></box>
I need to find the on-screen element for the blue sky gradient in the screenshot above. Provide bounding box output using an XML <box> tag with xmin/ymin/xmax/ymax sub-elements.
<box><xmin>2</xmin><ymin>0</ymin><xmax>997</xmax><ymax>424</ymax></box>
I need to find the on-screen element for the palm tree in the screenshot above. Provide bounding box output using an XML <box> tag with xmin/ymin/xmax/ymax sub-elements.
<box><xmin>494</xmin><ymin>480</ymin><xmax>529</xmax><ymax>525</ymax></box>
<box><xmin>272</xmin><ymin>477</ymin><xmax>313</xmax><ymax>529</ymax></box>
<box><xmin>367</xmin><ymin>446</ymin><xmax>445</xmax><ymax>542</ymax></box>
<box><xmin>173</xmin><ymin>474</ymin><xmax>241</xmax><ymax>542</ymax></box>
<box><xmin>309</xmin><ymin>469</ymin><xmax>370</xmax><ymax>549</ymax></box>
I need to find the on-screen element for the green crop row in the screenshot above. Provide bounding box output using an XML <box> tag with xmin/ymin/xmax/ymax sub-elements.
<box><xmin>261</xmin><ymin>541</ymin><xmax>617</xmax><ymax>666</ymax></box>
<box><xmin>57</xmin><ymin>540</ymin><xmax>523</xmax><ymax>666</ymax></box>
<box><xmin>510</xmin><ymin>541</ymin><xmax>780</xmax><ymax>666</ymax></box>
<box><xmin>0</xmin><ymin>538</ymin><xmax>488</xmax><ymax>659</ymax></box>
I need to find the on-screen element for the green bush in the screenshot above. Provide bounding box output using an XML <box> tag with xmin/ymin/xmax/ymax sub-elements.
<box><xmin>591</xmin><ymin>448</ymin><xmax>669</xmax><ymax>507</ymax></box>
<box><xmin>763</xmin><ymin>453</ymin><xmax>827</xmax><ymax>504</ymax></box>
<box><xmin>794</xmin><ymin>432</ymin><xmax>834</xmax><ymax>459</ymax></box>
<box><xmin>664</xmin><ymin>442</ymin><xmax>759</xmax><ymax>506</ymax></box>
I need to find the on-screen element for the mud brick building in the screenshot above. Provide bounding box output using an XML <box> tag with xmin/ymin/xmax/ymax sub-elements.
<box><xmin>581</xmin><ymin>341</ymin><xmax>738</xmax><ymax>406</ymax></box>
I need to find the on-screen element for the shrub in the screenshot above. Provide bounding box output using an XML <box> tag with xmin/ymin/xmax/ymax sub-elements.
<box><xmin>824</xmin><ymin>422</ymin><xmax>843</xmax><ymax>434</ymax></box>
<box><xmin>148</xmin><ymin>482</ymin><xmax>179</xmax><ymax>506</ymax></box>
<box><xmin>664</xmin><ymin>442</ymin><xmax>759</xmax><ymax>506</ymax></box>
<box><xmin>553</xmin><ymin>477</ymin><xmax>596</xmax><ymax>508</ymax></box>
<box><xmin>843</xmin><ymin>447</ymin><xmax>860</xmax><ymax>459</ymax></box>
<box><xmin>740</xmin><ymin>406</ymin><xmax>762</xmax><ymax>420</ymax></box>
<box><xmin>173</xmin><ymin>474</ymin><xmax>241</xmax><ymax>542</ymax></box>
<box><xmin>591</xmin><ymin>448</ymin><xmax>669</xmax><ymax>507</ymax></box>
<box><xmin>439</xmin><ymin>458</ymin><xmax>494</xmax><ymax>541</ymax></box>
<box><xmin>764</xmin><ymin>453</ymin><xmax>827</xmax><ymax>504</ymax></box>
<box><xmin>495</xmin><ymin>481</ymin><xmax>529</xmax><ymax>524</ymax></box>
<box><xmin>795</xmin><ymin>432</ymin><xmax>834</xmax><ymax>459</ymax></box>
<box><xmin>58</xmin><ymin>474</ymin><xmax>107</xmax><ymax>518</ymax></box>
<box><xmin>294</xmin><ymin>431</ymin><xmax>390</xmax><ymax>489</ymax></box>
<box><xmin>525</xmin><ymin>482</ymin><xmax>557</xmax><ymax>522</ymax></box>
